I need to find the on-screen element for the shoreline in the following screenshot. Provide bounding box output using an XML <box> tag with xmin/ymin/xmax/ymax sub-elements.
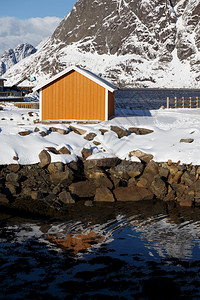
<box><xmin>0</xmin><ymin>156</ymin><xmax>199</xmax><ymax>220</ymax></box>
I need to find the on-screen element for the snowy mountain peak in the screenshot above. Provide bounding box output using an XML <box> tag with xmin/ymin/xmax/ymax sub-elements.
<box><xmin>3</xmin><ymin>0</ymin><xmax>200</xmax><ymax>88</ymax></box>
<box><xmin>0</xmin><ymin>43</ymin><xmax>37</xmax><ymax>76</ymax></box>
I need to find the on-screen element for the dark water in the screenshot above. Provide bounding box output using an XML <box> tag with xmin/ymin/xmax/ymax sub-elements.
<box><xmin>115</xmin><ymin>89</ymin><xmax>200</xmax><ymax>110</ymax></box>
<box><xmin>1</xmin><ymin>202</ymin><xmax>200</xmax><ymax>299</ymax></box>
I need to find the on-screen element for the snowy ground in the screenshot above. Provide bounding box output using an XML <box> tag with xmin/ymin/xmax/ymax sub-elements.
<box><xmin>1</xmin><ymin>102</ymin><xmax>200</xmax><ymax>165</ymax></box>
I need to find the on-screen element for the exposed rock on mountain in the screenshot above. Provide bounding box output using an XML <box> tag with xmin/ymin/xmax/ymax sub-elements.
<box><xmin>3</xmin><ymin>0</ymin><xmax>200</xmax><ymax>88</ymax></box>
<box><xmin>0</xmin><ymin>43</ymin><xmax>37</xmax><ymax>76</ymax></box>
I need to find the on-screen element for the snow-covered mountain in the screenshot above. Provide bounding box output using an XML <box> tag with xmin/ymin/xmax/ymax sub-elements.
<box><xmin>4</xmin><ymin>0</ymin><xmax>200</xmax><ymax>88</ymax></box>
<box><xmin>0</xmin><ymin>43</ymin><xmax>37</xmax><ymax>76</ymax></box>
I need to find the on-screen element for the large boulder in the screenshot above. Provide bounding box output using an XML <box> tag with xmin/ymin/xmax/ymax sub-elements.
<box><xmin>94</xmin><ymin>187</ymin><xmax>115</xmax><ymax>202</ymax></box>
<box><xmin>48</xmin><ymin>162</ymin><xmax>64</xmax><ymax>174</ymax></box>
<box><xmin>58</xmin><ymin>146</ymin><xmax>71</xmax><ymax>155</ymax></box>
<box><xmin>129</xmin><ymin>150</ymin><xmax>153</xmax><ymax>163</ymax></box>
<box><xmin>137</xmin><ymin>160</ymin><xmax>158</xmax><ymax>188</ymax></box>
<box><xmin>49</xmin><ymin>127</ymin><xmax>70</xmax><ymax>135</ymax></box>
<box><xmin>31</xmin><ymin>191</ymin><xmax>43</xmax><ymax>200</ymax></box>
<box><xmin>69</xmin><ymin>181</ymin><xmax>96</xmax><ymax>198</ymax></box>
<box><xmin>150</xmin><ymin>174</ymin><xmax>167</xmax><ymax>200</ymax></box>
<box><xmin>109</xmin><ymin>160</ymin><xmax>144</xmax><ymax>180</ymax></box>
<box><xmin>85</xmin><ymin>168</ymin><xmax>113</xmax><ymax>189</ymax></box>
<box><xmin>7</xmin><ymin>164</ymin><xmax>20</xmax><ymax>173</ymax></box>
<box><xmin>84</xmin><ymin>132</ymin><xmax>97</xmax><ymax>141</ymax></box>
<box><xmin>81</xmin><ymin>147</ymin><xmax>93</xmax><ymax>159</ymax></box>
<box><xmin>6</xmin><ymin>172</ymin><xmax>19</xmax><ymax>183</ymax></box>
<box><xmin>39</xmin><ymin>150</ymin><xmax>51</xmax><ymax>167</ymax></box>
<box><xmin>58</xmin><ymin>190</ymin><xmax>75</xmax><ymax>204</ymax></box>
<box><xmin>69</xmin><ymin>125</ymin><xmax>87</xmax><ymax>135</ymax></box>
<box><xmin>180</xmin><ymin>138</ymin><xmax>194</xmax><ymax>143</ymax></box>
<box><xmin>50</xmin><ymin>168</ymin><xmax>73</xmax><ymax>186</ymax></box>
<box><xmin>84</xmin><ymin>157</ymin><xmax>119</xmax><ymax>170</ymax></box>
<box><xmin>18</xmin><ymin>130</ymin><xmax>31</xmax><ymax>136</ymax></box>
<box><xmin>181</xmin><ymin>171</ymin><xmax>196</xmax><ymax>186</ymax></box>
<box><xmin>177</xmin><ymin>191</ymin><xmax>194</xmax><ymax>207</ymax></box>
<box><xmin>159</xmin><ymin>167</ymin><xmax>170</xmax><ymax>179</ymax></box>
<box><xmin>110</xmin><ymin>125</ymin><xmax>128</xmax><ymax>138</ymax></box>
<box><xmin>128</xmin><ymin>127</ymin><xmax>154</xmax><ymax>135</ymax></box>
<box><xmin>171</xmin><ymin>182</ymin><xmax>188</xmax><ymax>197</ymax></box>
<box><xmin>114</xmin><ymin>186</ymin><xmax>154</xmax><ymax>202</ymax></box>
<box><xmin>0</xmin><ymin>193</ymin><xmax>9</xmax><ymax>205</ymax></box>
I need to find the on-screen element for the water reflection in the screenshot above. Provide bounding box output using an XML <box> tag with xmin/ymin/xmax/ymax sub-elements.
<box><xmin>127</xmin><ymin>215</ymin><xmax>200</xmax><ymax>259</ymax></box>
<box><xmin>41</xmin><ymin>203</ymin><xmax>200</xmax><ymax>260</ymax></box>
<box><xmin>1</xmin><ymin>203</ymin><xmax>200</xmax><ymax>261</ymax></box>
<box><xmin>1</xmin><ymin>202</ymin><xmax>200</xmax><ymax>298</ymax></box>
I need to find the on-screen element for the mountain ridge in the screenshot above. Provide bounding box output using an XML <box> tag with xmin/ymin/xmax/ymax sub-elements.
<box><xmin>0</xmin><ymin>43</ymin><xmax>37</xmax><ymax>77</ymax></box>
<box><xmin>3</xmin><ymin>0</ymin><xmax>200</xmax><ymax>88</ymax></box>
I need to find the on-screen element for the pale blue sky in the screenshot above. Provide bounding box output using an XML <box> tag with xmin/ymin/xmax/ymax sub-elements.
<box><xmin>0</xmin><ymin>0</ymin><xmax>78</xmax><ymax>54</ymax></box>
<box><xmin>0</xmin><ymin>0</ymin><xmax>77</xmax><ymax>19</ymax></box>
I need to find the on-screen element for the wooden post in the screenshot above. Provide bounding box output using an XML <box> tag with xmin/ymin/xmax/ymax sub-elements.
<box><xmin>167</xmin><ymin>97</ymin><xmax>169</xmax><ymax>109</ymax></box>
<box><xmin>189</xmin><ymin>97</ymin><xmax>192</xmax><ymax>108</ymax></box>
<box><xmin>175</xmin><ymin>97</ymin><xmax>177</xmax><ymax>108</ymax></box>
<box><xmin>196</xmin><ymin>97</ymin><xmax>198</xmax><ymax>108</ymax></box>
<box><xmin>182</xmin><ymin>97</ymin><xmax>184</xmax><ymax>108</ymax></box>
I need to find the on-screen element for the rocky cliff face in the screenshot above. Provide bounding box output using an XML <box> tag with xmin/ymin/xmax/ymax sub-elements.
<box><xmin>3</xmin><ymin>0</ymin><xmax>200</xmax><ymax>88</ymax></box>
<box><xmin>0</xmin><ymin>43</ymin><xmax>36</xmax><ymax>76</ymax></box>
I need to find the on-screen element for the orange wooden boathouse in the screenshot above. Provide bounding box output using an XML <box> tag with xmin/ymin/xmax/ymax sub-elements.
<box><xmin>33</xmin><ymin>66</ymin><xmax>118</xmax><ymax>122</ymax></box>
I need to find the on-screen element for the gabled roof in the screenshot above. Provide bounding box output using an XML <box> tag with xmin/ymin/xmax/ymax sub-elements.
<box><xmin>33</xmin><ymin>66</ymin><xmax>118</xmax><ymax>93</ymax></box>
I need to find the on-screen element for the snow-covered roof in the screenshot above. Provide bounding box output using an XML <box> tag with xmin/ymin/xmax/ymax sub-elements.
<box><xmin>33</xmin><ymin>66</ymin><xmax>118</xmax><ymax>93</ymax></box>
<box><xmin>0</xmin><ymin>78</ymin><xmax>7</xmax><ymax>81</ymax></box>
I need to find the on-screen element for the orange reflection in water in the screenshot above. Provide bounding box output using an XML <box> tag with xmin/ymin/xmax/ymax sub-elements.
<box><xmin>48</xmin><ymin>230</ymin><xmax>105</xmax><ymax>254</ymax></box>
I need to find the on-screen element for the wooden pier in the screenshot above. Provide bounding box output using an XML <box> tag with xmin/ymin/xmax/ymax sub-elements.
<box><xmin>167</xmin><ymin>97</ymin><xmax>200</xmax><ymax>109</ymax></box>
<box><xmin>14</xmin><ymin>102</ymin><xmax>39</xmax><ymax>109</ymax></box>
<box><xmin>0</xmin><ymin>91</ymin><xmax>24</xmax><ymax>102</ymax></box>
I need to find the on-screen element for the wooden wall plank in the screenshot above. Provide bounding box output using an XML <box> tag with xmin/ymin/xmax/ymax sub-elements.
<box><xmin>41</xmin><ymin>70</ymin><xmax>110</xmax><ymax>121</ymax></box>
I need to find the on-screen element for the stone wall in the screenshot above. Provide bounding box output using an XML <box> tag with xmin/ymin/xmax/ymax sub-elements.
<box><xmin>0</xmin><ymin>155</ymin><xmax>199</xmax><ymax>218</ymax></box>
